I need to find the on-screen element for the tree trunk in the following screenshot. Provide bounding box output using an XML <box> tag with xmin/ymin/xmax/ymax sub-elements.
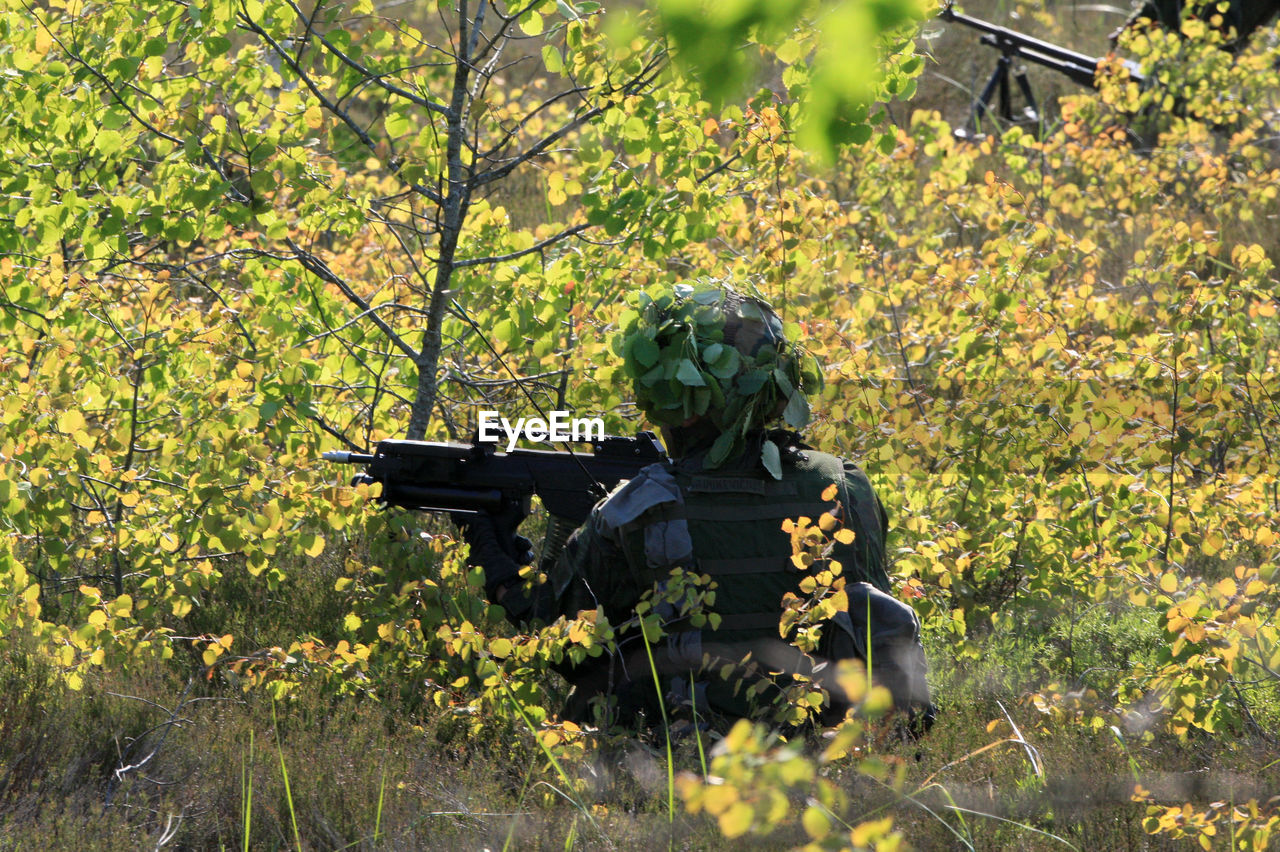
<box><xmin>405</xmin><ymin>0</ymin><xmax>480</xmax><ymax>441</ymax></box>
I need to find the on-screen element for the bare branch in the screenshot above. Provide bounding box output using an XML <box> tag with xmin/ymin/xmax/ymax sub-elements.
<box><xmin>282</xmin><ymin>0</ymin><xmax>452</xmax><ymax>118</ymax></box>
<box><xmin>284</xmin><ymin>238</ymin><xmax>420</xmax><ymax>361</ymax></box>
<box><xmin>471</xmin><ymin>53</ymin><xmax>666</xmax><ymax>189</ymax></box>
<box><xmin>454</xmin><ymin>223</ymin><xmax>590</xmax><ymax>269</ymax></box>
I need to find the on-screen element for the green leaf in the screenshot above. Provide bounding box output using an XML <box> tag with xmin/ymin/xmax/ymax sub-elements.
<box><xmin>707</xmin><ymin>431</ymin><xmax>737</xmax><ymax>468</ymax></box>
<box><xmin>541</xmin><ymin>44</ymin><xmax>563</xmax><ymax>73</ymax></box>
<box><xmin>736</xmin><ymin>370</ymin><xmax>768</xmax><ymax>394</ymax></box>
<box><xmin>385</xmin><ymin>111</ymin><xmax>410</xmax><ymax>137</ymax></box>
<box><xmin>773</xmin><ymin>367</ymin><xmax>795</xmax><ymax>397</ymax></box>
<box><xmin>676</xmin><ymin>359</ymin><xmax>706</xmax><ymax>386</ymax></box>
<box><xmin>782</xmin><ymin>391</ymin><xmax>809</xmax><ymax>429</ymax></box>
<box><xmin>521</xmin><ymin>11</ymin><xmax>544</xmax><ymax>35</ymax></box>
<box><xmin>708</xmin><ymin>347</ymin><xmax>741</xmax><ymax>379</ymax></box>
<box><xmin>632</xmin><ymin>335</ymin><xmax>659</xmax><ymax>367</ymax></box>
<box><xmin>94</xmin><ymin>129</ymin><xmax>124</xmax><ymax>156</ymax></box>
<box><xmin>761</xmin><ymin>440</ymin><xmax>782</xmax><ymax>480</ymax></box>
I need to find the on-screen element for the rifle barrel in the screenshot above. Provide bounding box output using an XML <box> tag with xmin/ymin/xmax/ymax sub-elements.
<box><xmin>323</xmin><ymin>450</ymin><xmax>375</xmax><ymax>464</ymax></box>
<box><xmin>941</xmin><ymin>5</ymin><xmax>1127</xmax><ymax>88</ymax></box>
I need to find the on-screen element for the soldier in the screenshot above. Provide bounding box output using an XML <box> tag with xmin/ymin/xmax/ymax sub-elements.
<box><xmin>1113</xmin><ymin>0</ymin><xmax>1280</xmax><ymax>52</ymax></box>
<box><xmin>458</xmin><ymin>282</ymin><xmax>933</xmax><ymax>733</ymax></box>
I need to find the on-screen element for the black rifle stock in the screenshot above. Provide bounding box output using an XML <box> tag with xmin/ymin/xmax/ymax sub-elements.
<box><xmin>324</xmin><ymin>433</ymin><xmax>669</xmax><ymax>566</ymax></box>
<box><xmin>941</xmin><ymin>3</ymin><xmax>1145</xmax><ymax>138</ymax></box>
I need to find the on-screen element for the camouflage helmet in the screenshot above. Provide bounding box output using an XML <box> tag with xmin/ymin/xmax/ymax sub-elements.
<box><xmin>614</xmin><ymin>281</ymin><xmax>822</xmax><ymax>473</ymax></box>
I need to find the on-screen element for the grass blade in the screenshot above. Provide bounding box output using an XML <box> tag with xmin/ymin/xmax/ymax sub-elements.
<box><xmin>272</xmin><ymin>700</ymin><xmax>302</xmax><ymax>850</ymax></box>
<box><xmin>242</xmin><ymin>729</ymin><xmax>254</xmax><ymax>852</ymax></box>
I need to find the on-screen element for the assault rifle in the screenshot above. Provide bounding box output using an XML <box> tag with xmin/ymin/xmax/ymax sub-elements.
<box><xmin>941</xmin><ymin>3</ymin><xmax>1146</xmax><ymax>138</ymax></box>
<box><xmin>323</xmin><ymin>432</ymin><xmax>668</xmax><ymax>566</ymax></box>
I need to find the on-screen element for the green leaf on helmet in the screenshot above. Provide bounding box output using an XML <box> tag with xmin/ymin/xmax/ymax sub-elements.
<box><xmin>737</xmin><ymin>300</ymin><xmax>764</xmax><ymax>321</ymax></box>
<box><xmin>676</xmin><ymin>359</ymin><xmax>706</xmax><ymax>387</ymax></box>
<box><xmin>773</xmin><ymin>367</ymin><xmax>795</xmax><ymax>397</ymax></box>
<box><xmin>754</xmin><ymin>345</ymin><xmax>777</xmax><ymax>366</ymax></box>
<box><xmin>693</xmin><ymin>387</ymin><xmax>711</xmax><ymax>416</ymax></box>
<box><xmin>633</xmin><ymin>336</ymin><xmax>659</xmax><ymax>368</ymax></box>
<box><xmin>761</xmin><ymin>440</ymin><xmax>782</xmax><ymax>480</ymax></box>
<box><xmin>708</xmin><ymin>347</ymin><xmax>741</xmax><ymax>379</ymax></box>
<box><xmin>707</xmin><ymin>431</ymin><xmax>737</xmax><ymax>468</ymax></box>
<box><xmin>694</xmin><ymin>305</ymin><xmax>724</xmax><ymax>327</ymax></box>
<box><xmin>640</xmin><ymin>364</ymin><xmax>664</xmax><ymax>387</ymax></box>
<box><xmin>707</xmin><ymin>376</ymin><xmax>726</xmax><ymax>409</ymax></box>
<box><xmin>737</xmin><ymin>370</ymin><xmax>769</xmax><ymax>394</ymax></box>
<box><xmin>692</xmin><ymin>287</ymin><xmax>722</xmax><ymax>305</ymax></box>
<box><xmin>701</xmin><ymin>342</ymin><xmax>723</xmax><ymax>364</ymax></box>
<box><xmin>783</xmin><ymin>391</ymin><xmax>809</xmax><ymax>430</ymax></box>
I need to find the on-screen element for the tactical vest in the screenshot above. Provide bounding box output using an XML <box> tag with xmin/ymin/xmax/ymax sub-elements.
<box><xmin>571</xmin><ymin>442</ymin><xmax>913</xmax><ymax>724</ymax></box>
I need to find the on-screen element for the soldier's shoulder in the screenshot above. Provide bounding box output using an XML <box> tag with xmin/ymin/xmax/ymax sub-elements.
<box><xmin>592</xmin><ymin>462</ymin><xmax>681</xmax><ymax>534</ymax></box>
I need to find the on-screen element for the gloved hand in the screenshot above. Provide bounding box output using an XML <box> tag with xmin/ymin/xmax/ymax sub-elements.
<box><xmin>451</xmin><ymin>511</ymin><xmax>534</xmax><ymax>601</ymax></box>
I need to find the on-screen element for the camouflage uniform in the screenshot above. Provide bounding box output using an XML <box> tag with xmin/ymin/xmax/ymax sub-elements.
<box><xmin>1120</xmin><ymin>0</ymin><xmax>1280</xmax><ymax>51</ymax></box>
<box><xmin>508</xmin><ymin>432</ymin><xmax>932</xmax><ymax>729</ymax></box>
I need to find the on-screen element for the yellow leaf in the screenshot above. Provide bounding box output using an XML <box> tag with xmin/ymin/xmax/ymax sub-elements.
<box><xmin>701</xmin><ymin>784</ymin><xmax>738</xmax><ymax>815</ymax></box>
<box><xmin>489</xmin><ymin>638</ymin><xmax>513</xmax><ymax>658</ymax></box>
<box><xmin>818</xmin><ymin>512</ymin><xmax>839</xmax><ymax>532</ymax></box>
<box><xmin>718</xmin><ymin>801</ymin><xmax>754</xmax><ymax>838</ymax></box>
<box><xmin>35</xmin><ymin>26</ymin><xmax>53</xmax><ymax>56</ymax></box>
<box><xmin>303</xmin><ymin>534</ymin><xmax>325</xmax><ymax>557</ymax></box>
<box><xmin>850</xmin><ymin>817</ymin><xmax>896</xmax><ymax>847</ymax></box>
<box><xmin>820</xmin><ymin>483</ymin><xmax>838</xmax><ymax>502</ymax></box>
<box><xmin>833</xmin><ymin>528</ymin><xmax>856</xmax><ymax>545</ymax></box>
<box><xmin>58</xmin><ymin>409</ymin><xmax>86</xmax><ymax>434</ymax></box>
<box><xmin>801</xmin><ymin>805</ymin><xmax>832</xmax><ymax>840</ymax></box>
<box><xmin>304</xmin><ymin>105</ymin><xmax>323</xmax><ymax>129</ymax></box>
<box><xmin>1160</xmin><ymin>572</ymin><xmax>1178</xmax><ymax>594</ymax></box>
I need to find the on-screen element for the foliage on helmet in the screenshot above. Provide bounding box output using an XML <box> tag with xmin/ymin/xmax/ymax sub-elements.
<box><xmin>613</xmin><ymin>281</ymin><xmax>823</xmax><ymax>475</ymax></box>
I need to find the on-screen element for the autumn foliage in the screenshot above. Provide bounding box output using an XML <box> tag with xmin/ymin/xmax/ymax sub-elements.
<box><xmin>1</xmin><ymin>0</ymin><xmax>1279</xmax><ymax>848</ymax></box>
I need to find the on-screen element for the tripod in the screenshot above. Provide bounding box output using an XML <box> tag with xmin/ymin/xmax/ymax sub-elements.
<box><xmin>956</xmin><ymin>46</ymin><xmax>1043</xmax><ymax>140</ymax></box>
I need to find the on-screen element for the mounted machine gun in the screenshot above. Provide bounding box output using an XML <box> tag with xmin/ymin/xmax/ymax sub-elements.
<box><xmin>941</xmin><ymin>3</ymin><xmax>1146</xmax><ymax>138</ymax></box>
